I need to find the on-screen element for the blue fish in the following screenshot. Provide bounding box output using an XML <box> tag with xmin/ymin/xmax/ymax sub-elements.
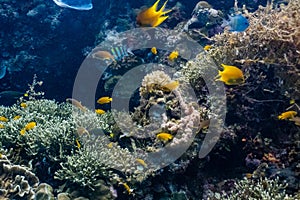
<box><xmin>52</xmin><ymin>0</ymin><xmax>93</xmax><ymax>10</ymax></box>
<box><xmin>0</xmin><ymin>65</ymin><xmax>7</xmax><ymax>79</ymax></box>
<box><xmin>222</xmin><ymin>14</ymin><xmax>249</xmax><ymax>32</ymax></box>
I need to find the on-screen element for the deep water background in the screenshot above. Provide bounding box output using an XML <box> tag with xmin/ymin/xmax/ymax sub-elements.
<box><xmin>0</xmin><ymin>0</ymin><xmax>267</xmax><ymax>105</ymax></box>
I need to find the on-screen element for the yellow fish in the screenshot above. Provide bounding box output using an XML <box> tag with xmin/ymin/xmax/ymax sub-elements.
<box><xmin>76</xmin><ymin>139</ymin><xmax>81</xmax><ymax>149</ymax></box>
<box><xmin>0</xmin><ymin>116</ymin><xmax>8</xmax><ymax>122</ymax></box>
<box><xmin>168</xmin><ymin>50</ymin><xmax>179</xmax><ymax>61</ymax></box>
<box><xmin>107</xmin><ymin>142</ymin><xmax>114</xmax><ymax>148</ymax></box>
<box><xmin>278</xmin><ymin>111</ymin><xmax>297</xmax><ymax>120</ymax></box>
<box><xmin>216</xmin><ymin>64</ymin><xmax>245</xmax><ymax>85</ymax></box>
<box><xmin>151</xmin><ymin>47</ymin><xmax>157</xmax><ymax>55</ymax></box>
<box><xmin>97</xmin><ymin>97</ymin><xmax>112</xmax><ymax>104</ymax></box>
<box><xmin>20</xmin><ymin>102</ymin><xmax>27</xmax><ymax>108</ymax></box>
<box><xmin>136</xmin><ymin>0</ymin><xmax>172</xmax><ymax>27</ymax></box>
<box><xmin>156</xmin><ymin>132</ymin><xmax>173</xmax><ymax>142</ymax></box>
<box><xmin>161</xmin><ymin>80</ymin><xmax>179</xmax><ymax>92</ymax></box>
<box><xmin>20</xmin><ymin>121</ymin><xmax>36</xmax><ymax>135</ymax></box>
<box><xmin>25</xmin><ymin>122</ymin><xmax>36</xmax><ymax>130</ymax></box>
<box><xmin>122</xmin><ymin>182</ymin><xmax>133</xmax><ymax>194</ymax></box>
<box><xmin>95</xmin><ymin>109</ymin><xmax>106</xmax><ymax>114</ymax></box>
<box><xmin>136</xmin><ymin>158</ymin><xmax>147</xmax><ymax>167</ymax></box>
<box><xmin>0</xmin><ymin>124</ymin><xmax>4</xmax><ymax>129</ymax></box>
<box><xmin>203</xmin><ymin>45</ymin><xmax>212</xmax><ymax>51</ymax></box>
<box><xmin>13</xmin><ymin>115</ymin><xmax>21</xmax><ymax>120</ymax></box>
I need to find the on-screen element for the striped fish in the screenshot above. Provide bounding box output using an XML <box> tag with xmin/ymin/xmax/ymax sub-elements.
<box><xmin>110</xmin><ymin>46</ymin><xmax>133</xmax><ymax>61</ymax></box>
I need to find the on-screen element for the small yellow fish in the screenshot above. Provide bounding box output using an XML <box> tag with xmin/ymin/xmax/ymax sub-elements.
<box><xmin>25</xmin><ymin>122</ymin><xmax>36</xmax><ymax>130</ymax></box>
<box><xmin>215</xmin><ymin>64</ymin><xmax>245</xmax><ymax>85</ymax></box>
<box><xmin>136</xmin><ymin>158</ymin><xmax>147</xmax><ymax>167</ymax></box>
<box><xmin>107</xmin><ymin>142</ymin><xmax>114</xmax><ymax>148</ymax></box>
<box><xmin>20</xmin><ymin>102</ymin><xmax>27</xmax><ymax>108</ymax></box>
<box><xmin>13</xmin><ymin>115</ymin><xmax>21</xmax><ymax>120</ymax></box>
<box><xmin>156</xmin><ymin>132</ymin><xmax>173</xmax><ymax>142</ymax></box>
<box><xmin>76</xmin><ymin>139</ymin><xmax>81</xmax><ymax>149</ymax></box>
<box><xmin>0</xmin><ymin>116</ymin><xmax>8</xmax><ymax>122</ymax></box>
<box><xmin>122</xmin><ymin>182</ymin><xmax>133</xmax><ymax>194</ymax></box>
<box><xmin>168</xmin><ymin>50</ymin><xmax>179</xmax><ymax>61</ymax></box>
<box><xmin>245</xmin><ymin>173</ymin><xmax>252</xmax><ymax>179</ymax></box>
<box><xmin>66</xmin><ymin>98</ymin><xmax>87</xmax><ymax>112</ymax></box>
<box><xmin>20</xmin><ymin>122</ymin><xmax>36</xmax><ymax>135</ymax></box>
<box><xmin>136</xmin><ymin>0</ymin><xmax>172</xmax><ymax>27</ymax></box>
<box><xmin>278</xmin><ymin>111</ymin><xmax>297</xmax><ymax>120</ymax></box>
<box><xmin>161</xmin><ymin>80</ymin><xmax>179</xmax><ymax>92</ymax></box>
<box><xmin>0</xmin><ymin>124</ymin><xmax>4</xmax><ymax>129</ymax></box>
<box><xmin>24</xmin><ymin>93</ymin><xmax>29</xmax><ymax>97</ymax></box>
<box><xmin>203</xmin><ymin>45</ymin><xmax>212</xmax><ymax>51</ymax></box>
<box><xmin>97</xmin><ymin>97</ymin><xmax>112</xmax><ymax>104</ymax></box>
<box><xmin>151</xmin><ymin>47</ymin><xmax>157</xmax><ymax>55</ymax></box>
<box><xmin>109</xmin><ymin>133</ymin><xmax>114</xmax><ymax>138</ymax></box>
<box><xmin>95</xmin><ymin>109</ymin><xmax>106</xmax><ymax>114</ymax></box>
<box><xmin>290</xmin><ymin>99</ymin><xmax>295</xmax><ymax>104</ymax></box>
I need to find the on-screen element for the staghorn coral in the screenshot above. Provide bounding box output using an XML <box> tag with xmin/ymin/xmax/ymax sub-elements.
<box><xmin>207</xmin><ymin>177</ymin><xmax>297</xmax><ymax>200</ymax></box>
<box><xmin>0</xmin><ymin>154</ymin><xmax>39</xmax><ymax>199</ymax></box>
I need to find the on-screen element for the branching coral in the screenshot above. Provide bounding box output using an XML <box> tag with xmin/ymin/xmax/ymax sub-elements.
<box><xmin>207</xmin><ymin>177</ymin><xmax>297</xmax><ymax>200</ymax></box>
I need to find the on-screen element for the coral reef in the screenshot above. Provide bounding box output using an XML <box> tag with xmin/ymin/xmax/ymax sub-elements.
<box><xmin>206</xmin><ymin>177</ymin><xmax>298</xmax><ymax>200</ymax></box>
<box><xmin>0</xmin><ymin>154</ymin><xmax>39</xmax><ymax>199</ymax></box>
<box><xmin>208</xmin><ymin>0</ymin><xmax>300</xmax><ymax>98</ymax></box>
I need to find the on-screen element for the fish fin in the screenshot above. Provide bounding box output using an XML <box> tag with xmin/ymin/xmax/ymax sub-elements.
<box><xmin>152</xmin><ymin>16</ymin><xmax>169</xmax><ymax>27</ymax></box>
<box><xmin>150</xmin><ymin>0</ymin><xmax>160</xmax><ymax>12</ymax></box>
<box><xmin>159</xmin><ymin>0</ymin><xmax>172</xmax><ymax>15</ymax></box>
<box><xmin>221</xmin><ymin>19</ymin><xmax>228</xmax><ymax>28</ymax></box>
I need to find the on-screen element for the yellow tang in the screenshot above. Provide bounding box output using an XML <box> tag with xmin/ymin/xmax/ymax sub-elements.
<box><xmin>97</xmin><ymin>97</ymin><xmax>112</xmax><ymax>104</ymax></box>
<box><xmin>216</xmin><ymin>64</ymin><xmax>245</xmax><ymax>85</ymax></box>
